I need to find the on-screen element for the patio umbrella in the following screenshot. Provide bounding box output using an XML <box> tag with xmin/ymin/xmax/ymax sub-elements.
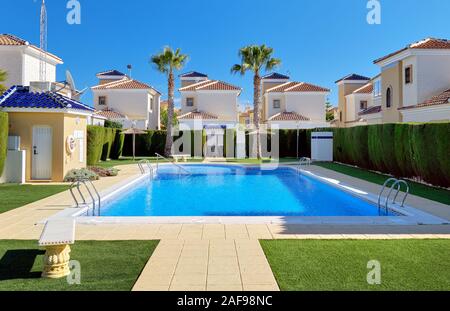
<box><xmin>121</xmin><ymin>127</ymin><xmax>147</xmax><ymax>160</ymax></box>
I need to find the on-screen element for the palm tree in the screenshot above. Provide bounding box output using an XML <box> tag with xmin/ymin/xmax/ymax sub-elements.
<box><xmin>151</xmin><ymin>47</ymin><xmax>188</xmax><ymax>156</ymax></box>
<box><xmin>0</xmin><ymin>70</ymin><xmax>7</xmax><ymax>94</ymax></box>
<box><xmin>231</xmin><ymin>45</ymin><xmax>281</xmax><ymax>159</ymax></box>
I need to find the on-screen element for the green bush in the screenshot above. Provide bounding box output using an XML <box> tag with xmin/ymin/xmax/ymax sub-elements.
<box><xmin>101</xmin><ymin>128</ymin><xmax>115</xmax><ymax>161</ymax></box>
<box><xmin>367</xmin><ymin>125</ymin><xmax>385</xmax><ymax>172</ymax></box>
<box><xmin>88</xmin><ymin>166</ymin><xmax>119</xmax><ymax>177</ymax></box>
<box><xmin>351</xmin><ymin>126</ymin><xmax>370</xmax><ymax>169</ymax></box>
<box><xmin>110</xmin><ymin>130</ymin><xmax>125</xmax><ymax>160</ymax></box>
<box><xmin>123</xmin><ymin>130</ymin><xmax>167</xmax><ymax>157</ymax></box>
<box><xmin>87</xmin><ymin>125</ymin><xmax>105</xmax><ymax>165</ymax></box>
<box><xmin>0</xmin><ymin>112</ymin><xmax>8</xmax><ymax>177</ymax></box>
<box><xmin>64</xmin><ymin>168</ymin><xmax>99</xmax><ymax>182</ymax></box>
<box><xmin>394</xmin><ymin>124</ymin><xmax>414</xmax><ymax>177</ymax></box>
<box><xmin>104</xmin><ymin>120</ymin><xmax>123</xmax><ymax>129</ymax></box>
<box><xmin>380</xmin><ymin>124</ymin><xmax>400</xmax><ymax>176</ymax></box>
<box><xmin>434</xmin><ymin>123</ymin><xmax>450</xmax><ymax>186</ymax></box>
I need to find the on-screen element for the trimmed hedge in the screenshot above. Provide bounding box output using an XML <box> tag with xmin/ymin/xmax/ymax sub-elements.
<box><xmin>87</xmin><ymin>126</ymin><xmax>124</xmax><ymax>165</ymax></box>
<box><xmin>329</xmin><ymin>123</ymin><xmax>450</xmax><ymax>187</ymax></box>
<box><xmin>0</xmin><ymin>112</ymin><xmax>8</xmax><ymax>177</ymax></box>
<box><xmin>87</xmin><ymin>126</ymin><xmax>105</xmax><ymax>165</ymax></box>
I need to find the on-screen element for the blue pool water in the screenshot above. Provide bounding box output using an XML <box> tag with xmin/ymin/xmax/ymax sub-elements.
<box><xmin>100</xmin><ymin>165</ymin><xmax>395</xmax><ymax>217</ymax></box>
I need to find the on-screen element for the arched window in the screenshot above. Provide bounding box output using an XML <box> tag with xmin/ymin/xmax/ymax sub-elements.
<box><xmin>386</xmin><ymin>87</ymin><xmax>392</xmax><ymax>108</ymax></box>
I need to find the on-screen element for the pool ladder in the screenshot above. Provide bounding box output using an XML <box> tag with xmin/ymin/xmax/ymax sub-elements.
<box><xmin>138</xmin><ymin>159</ymin><xmax>156</xmax><ymax>178</ymax></box>
<box><xmin>70</xmin><ymin>178</ymin><xmax>101</xmax><ymax>216</ymax></box>
<box><xmin>297</xmin><ymin>157</ymin><xmax>312</xmax><ymax>174</ymax></box>
<box><xmin>378</xmin><ymin>178</ymin><xmax>410</xmax><ymax>215</ymax></box>
<box><xmin>155</xmin><ymin>153</ymin><xmax>192</xmax><ymax>176</ymax></box>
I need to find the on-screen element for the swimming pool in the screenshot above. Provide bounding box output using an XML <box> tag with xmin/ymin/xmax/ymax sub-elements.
<box><xmin>99</xmin><ymin>165</ymin><xmax>396</xmax><ymax>217</ymax></box>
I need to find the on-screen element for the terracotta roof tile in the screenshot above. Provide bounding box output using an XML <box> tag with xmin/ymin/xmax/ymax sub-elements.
<box><xmin>177</xmin><ymin>110</ymin><xmax>218</xmax><ymax>120</ymax></box>
<box><xmin>95</xmin><ymin>109</ymin><xmax>126</xmax><ymax>119</ymax></box>
<box><xmin>374</xmin><ymin>38</ymin><xmax>450</xmax><ymax>64</ymax></box>
<box><xmin>179</xmin><ymin>80</ymin><xmax>241</xmax><ymax>92</ymax></box>
<box><xmin>359</xmin><ymin>105</ymin><xmax>382</xmax><ymax>116</ymax></box>
<box><xmin>91</xmin><ymin>78</ymin><xmax>159</xmax><ymax>92</ymax></box>
<box><xmin>0</xmin><ymin>34</ymin><xmax>62</xmax><ymax>62</ymax></box>
<box><xmin>266</xmin><ymin>82</ymin><xmax>329</xmax><ymax>93</ymax></box>
<box><xmin>353</xmin><ymin>83</ymin><xmax>373</xmax><ymax>94</ymax></box>
<box><xmin>268</xmin><ymin>112</ymin><xmax>310</xmax><ymax>121</ymax></box>
<box><xmin>399</xmin><ymin>88</ymin><xmax>450</xmax><ymax>110</ymax></box>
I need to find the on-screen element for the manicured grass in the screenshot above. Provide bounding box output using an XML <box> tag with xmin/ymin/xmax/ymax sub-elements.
<box><xmin>0</xmin><ymin>184</ymin><xmax>69</xmax><ymax>214</ymax></box>
<box><xmin>261</xmin><ymin>239</ymin><xmax>450</xmax><ymax>291</ymax></box>
<box><xmin>315</xmin><ymin>162</ymin><xmax>450</xmax><ymax>205</ymax></box>
<box><xmin>0</xmin><ymin>240</ymin><xmax>158</xmax><ymax>291</ymax></box>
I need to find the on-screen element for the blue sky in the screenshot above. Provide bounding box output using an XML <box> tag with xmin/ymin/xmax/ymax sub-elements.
<box><xmin>1</xmin><ymin>0</ymin><xmax>449</xmax><ymax>107</ymax></box>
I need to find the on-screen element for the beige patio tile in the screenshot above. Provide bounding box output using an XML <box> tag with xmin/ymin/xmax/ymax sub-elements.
<box><xmin>243</xmin><ymin>284</ymin><xmax>279</xmax><ymax>291</ymax></box>
<box><xmin>133</xmin><ymin>284</ymin><xmax>170</xmax><ymax>292</ymax></box>
<box><xmin>209</xmin><ymin>247</ymin><xmax>236</xmax><ymax>258</ymax></box>
<box><xmin>207</xmin><ymin>273</ymin><xmax>242</xmax><ymax>286</ymax></box>
<box><xmin>170</xmin><ymin>285</ymin><xmax>206</xmax><ymax>291</ymax></box>
<box><xmin>175</xmin><ymin>264</ymin><xmax>208</xmax><ymax>275</ymax></box>
<box><xmin>137</xmin><ymin>272</ymin><xmax>174</xmax><ymax>285</ymax></box>
<box><xmin>208</xmin><ymin>256</ymin><xmax>239</xmax><ymax>266</ymax></box>
<box><xmin>241</xmin><ymin>273</ymin><xmax>277</xmax><ymax>285</ymax></box>
<box><xmin>208</xmin><ymin>262</ymin><xmax>240</xmax><ymax>275</ymax></box>
<box><xmin>239</xmin><ymin>264</ymin><xmax>273</xmax><ymax>275</ymax></box>
<box><xmin>207</xmin><ymin>285</ymin><xmax>243</xmax><ymax>291</ymax></box>
<box><xmin>171</xmin><ymin>273</ymin><xmax>207</xmax><ymax>286</ymax></box>
<box><xmin>180</xmin><ymin>248</ymin><xmax>209</xmax><ymax>258</ymax></box>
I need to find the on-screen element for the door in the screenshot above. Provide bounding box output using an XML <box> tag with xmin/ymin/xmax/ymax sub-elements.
<box><xmin>32</xmin><ymin>126</ymin><xmax>53</xmax><ymax>180</ymax></box>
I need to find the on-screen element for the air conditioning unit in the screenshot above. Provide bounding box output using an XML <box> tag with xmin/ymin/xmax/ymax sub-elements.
<box><xmin>8</xmin><ymin>136</ymin><xmax>21</xmax><ymax>151</ymax></box>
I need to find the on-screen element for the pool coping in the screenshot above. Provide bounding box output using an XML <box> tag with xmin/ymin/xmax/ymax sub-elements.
<box><xmin>50</xmin><ymin>163</ymin><xmax>449</xmax><ymax>226</ymax></box>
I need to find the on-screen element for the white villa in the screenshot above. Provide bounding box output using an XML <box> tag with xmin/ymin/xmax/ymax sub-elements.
<box><xmin>177</xmin><ymin>72</ymin><xmax>241</xmax><ymax>130</ymax></box>
<box><xmin>261</xmin><ymin>73</ymin><xmax>330</xmax><ymax>129</ymax></box>
<box><xmin>91</xmin><ymin>70</ymin><xmax>161</xmax><ymax>130</ymax></box>
<box><xmin>337</xmin><ymin>38</ymin><xmax>450</xmax><ymax>127</ymax></box>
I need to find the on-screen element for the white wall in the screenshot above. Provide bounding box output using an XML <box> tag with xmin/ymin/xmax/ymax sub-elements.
<box><xmin>401</xmin><ymin>104</ymin><xmax>450</xmax><ymax>122</ymax></box>
<box><xmin>285</xmin><ymin>93</ymin><xmax>327</xmax><ymax>122</ymax></box>
<box><xmin>93</xmin><ymin>89</ymin><xmax>161</xmax><ymax>129</ymax></box>
<box><xmin>22</xmin><ymin>52</ymin><xmax>57</xmax><ymax>85</ymax></box>
<box><xmin>345</xmin><ymin>93</ymin><xmax>372</xmax><ymax>122</ymax></box>
<box><xmin>265</xmin><ymin>93</ymin><xmax>285</xmax><ymax>119</ymax></box>
<box><xmin>180</xmin><ymin>91</ymin><xmax>239</xmax><ymax>122</ymax></box>
<box><xmin>0</xmin><ymin>49</ymin><xmax>23</xmax><ymax>89</ymax></box>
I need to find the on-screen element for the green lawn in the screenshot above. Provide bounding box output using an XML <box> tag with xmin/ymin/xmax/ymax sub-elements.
<box><xmin>96</xmin><ymin>156</ymin><xmax>204</xmax><ymax>168</ymax></box>
<box><xmin>315</xmin><ymin>162</ymin><xmax>450</xmax><ymax>205</ymax></box>
<box><xmin>0</xmin><ymin>240</ymin><xmax>158</xmax><ymax>291</ymax></box>
<box><xmin>0</xmin><ymin>184</ymin><xmax>69</xmax><ymax>214</ymax></box>
<box><xmin>261</xmin><ymin>239</ymin><xmax>450</xmax><ymax>291</ymax></box>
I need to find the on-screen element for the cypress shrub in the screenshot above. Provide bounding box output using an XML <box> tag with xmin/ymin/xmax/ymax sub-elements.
<box><xmin>351</xmin><ymin>126</ymin><xmax>370</xmax><ymax>168</ymax></box>
<box><xmin>110</xmin><ymin>130</ymin><xmax>125</xmax><ymax>160</ymax></box>
<box><xmin>333</xmin><ymin>128</ymin><xmax>346</xmax><ymax>162</ymax></box>
<box><xmin>123</xmin><ymin>130</ymin><xmax>167</xmax><ymax>157</ymax></box>
<box><xmin>368</xmin><ymin>125</ymin><xmax>385</xmax><ymax>172</ymax></box>
<box><xmin>380</xmin><ymin>124</ymin><xmax>400</xmax><ymax>176</ymax></box>
<box><xmin>0</xmin><ymin>112</ymin><xmax>8</xmax><ymax>177</ymax></box>
<box><xmin>394</xmin><ymin>124</ymin><xmax>414</xmax><ymax>177</ymax></box>
<box><xmin>101</xmin><ymin>128</ymin><xmax>115</xmax><ymax>161</ymax></box>
<box><xmin>87</xmin><ymin>125</ymin><xmax>105</xmax><ymax>165</ymax></box>
<box><xmin>434</xmin><ymin>123</ymin><xmax>450</xmax><ymax>186</ymax></box>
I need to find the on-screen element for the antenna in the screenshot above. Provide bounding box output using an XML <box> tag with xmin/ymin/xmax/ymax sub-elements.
<box><xmin>127</xmin><ymin>64</ymin><xmax>132</xmax><ymax>78</ymax></box>
<box><xmin>39</xmin><ymin>0</ymin><xmax>48</xmax><ymax>82</ymax></box>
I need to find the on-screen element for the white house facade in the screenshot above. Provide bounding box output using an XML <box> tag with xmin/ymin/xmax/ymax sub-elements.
<box><xmin>0</xmin><ymin>34</ymin><xmax>63</xmax><ymax>89</ymax></box>
<box><xmin>261</xmin><ymin>73</ymin><xmax>330</xmax><ymax>129</ymax></box>
<box><xmin>91</xmin><ymin>70</ymin><xmax>161</xmax><ymax>130</ymax></box>
<box><xmin>177</xmin><ymin>72</ymin><xmax>241</xmax><ymax>130</ymax></box>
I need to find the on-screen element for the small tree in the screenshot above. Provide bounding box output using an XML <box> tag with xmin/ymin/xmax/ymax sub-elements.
<box><xmin>326</xmin><ymin>102</ymin><xmax>335</xmax><ymax>121</ymax></box>
<box><xmin>151</xmin><ymin>47</ymin><xmax>188</xmax><ymax>156</ymax></box>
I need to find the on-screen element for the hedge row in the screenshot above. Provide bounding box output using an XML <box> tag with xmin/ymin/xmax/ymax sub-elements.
<box><xmin>87</xmin><ymin>126</ymin><xmax>125</xmax><ymax>165</ymax></box>
<box><xmin>327</xmin><ymin>123</ymin><xmax>450</xmax><ymax>187</ymax></box>
<box><xmin>0</xmin><ymin>112</ymin><xmax>8</xmax><ymax>177</ymax></box>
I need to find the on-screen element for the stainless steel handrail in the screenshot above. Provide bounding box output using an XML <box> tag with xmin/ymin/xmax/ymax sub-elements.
<box><xmin>155</xmin><ymin>153</ymin><xmax>191</xmax><ymax>175</ymax></box>
<box><xmin>138</xmin><ymin>159</ymin><xmax>155</xmax><ymax>178</ymax></box>
<box><xmin>378</xmin><ymin>178</ymin><xmax>409</xmax><ymax>215</ymax></box>
<box><xmin>69</xmin><ymin>178</ymin><xmax>102</xmax><ymax>216</ymax></box>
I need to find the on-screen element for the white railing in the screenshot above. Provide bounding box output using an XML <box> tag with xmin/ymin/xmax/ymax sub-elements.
<box><xmin>378</xmin><ymin>178</ymin><xmax>410</xmax><ymax>215</ymax></box>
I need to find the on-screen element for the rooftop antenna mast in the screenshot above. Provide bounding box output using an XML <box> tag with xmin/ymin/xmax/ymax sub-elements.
<box><xmin>39</xmin><ymin>0</ymin><xmax>48</xmax><ymax>82</ymax></box>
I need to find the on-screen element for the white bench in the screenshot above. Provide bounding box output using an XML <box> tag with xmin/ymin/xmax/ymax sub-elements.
<box><xmin>171</xmin><ymin>154</ymin><xmax>191</xmax><ymax>162</ymax></box>
<box><xmin>39</xmin><ymin>218</ymin><xmax>75</xmax><ymax>279</ymax></box>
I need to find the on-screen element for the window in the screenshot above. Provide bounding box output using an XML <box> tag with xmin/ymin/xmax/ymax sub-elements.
<box><xmin>98</xmin><ymin>96</ymin><xmax>107</xmax><ymax>106</ymax></box>
<box><xmin>405</xmin><ymin>65</ymin><xmax>413</xmax><ymax>84</ymax></box>
<box><xmin>186</xmin><ymin>97</ymin><xmax>194</xmax><ymax>107</ymax></box>
<box><xmin>360</xmin><ymin>100</ymin><xmax>368</xmax><ymax>110</ymax></box>
<box><xmin>386</xmin><ymin>87</ymin><xmax>392</xmax><ymax>108</ymax></box>
<box><xmin>273</xmin><ymin>99</ymin><xmax>281</xmax><ymax>109</ymax></box>
<box><xmin>373</xmin><ymin>80</ymin><xmax>381</xmax><ymax>97</ymax></box>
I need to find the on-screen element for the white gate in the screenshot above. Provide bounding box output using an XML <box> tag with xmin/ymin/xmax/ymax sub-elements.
<box><xmin>32</xmin><ymin>126</ymin><xmax>53</xmax><ymax>180</ymax></box>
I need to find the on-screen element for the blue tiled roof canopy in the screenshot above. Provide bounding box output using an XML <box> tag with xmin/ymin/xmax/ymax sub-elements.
<box><xmin>179</xmin><ymin>71</ymin><xmax>208</xmax><ymax>78</ymax></box>
<box><xmin>97</xmin><ymin>70</ymin><xmax>126</xmax><ymax>76</ymax></box>
<box><xmin>0</xmin><ymin>86</ymin><xmax>94</xmax><ymax>112</ymax></box>
<box><xmin>335</xmin><ymin>74</ymin><xmax>370</xmax><ymax>83</ymax></box>
<box><xmin>262</xmin><ymin>73</ymin><xmax>290</xmax><ymax>80</ymax></box>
